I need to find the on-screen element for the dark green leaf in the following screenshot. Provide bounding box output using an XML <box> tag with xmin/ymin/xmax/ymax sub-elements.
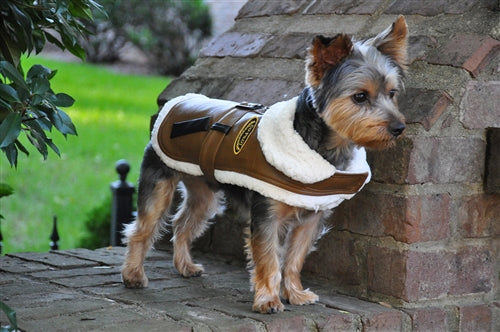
<box><xmin>53</xmin><ymin>93</ymin><xmax>75</xmax><ymax>107</ymax></box>
<box><xmin>30</xmin><ymin>106</ymin><xmax>50</xmax><ymax>118</ymax></box>
<box><xmin>32</xmin><ymin>29</ymin><xmax>47</xmax><ymax>54</ymax></box>
<box><xmin>0</xmin><ymin>109</ymin><xmax>9</xmax><ymax>122</ymax></box>
<box><xmin>57</xmin><ymin>108</ymin><xmax>78</xmax><ymax>135</ymax></box>
<box><xmin>0</xmin><ymin>112</ymin><xmax>22</xmax><ymax>148</ymax></box>
<box><xmin>47</xmin><ymin>107</ymin><xmax>78</xmax><ymax>136</ymax></box>
<box><xmin>44</xmin><ymin>31</ymin><xmax>65</xmax><ymax>50</ymax></box>
<box><xmin>16</xmin><ymin>85</ymin><xmax>30</xmax><ymax>102</ymax></box>
<box><xmin>69</xmin><ymin>1</ymin><xmax>94</xmax><ymax>21</ymax></box>
<box><xmin>31</xmin><ymin>94</ymin><xmax>44</xmax><ymax>106</ymax></box>
<box><xmin>0</xmin><ymin>97</ymin><xmax>13</xmax><ymax>112</ymax></box>
<box><xmin>25</xmin><ymin>114</ymin><xmax>45</xmax><ymax>134</ymax></box>
<box><xmin>35</xmin><ymin>116</ymin><xmax>53</xmax><ymax>131</ymax></box>
<box><xmin>66</xmin><ymin>43</ymin><xmax>86</xmax><ymax>61</ymax></box>
<box><xmin>33</xmin><ymin>101</ymin><xmax>54</xmax><ymax>114</ymax></box>
<box><xmin>46</xmin><ymin>108</ymin><xmax>62</xmax><ymax>132</ymax></box>
<box><xmin>47</xmin><ymin>68</ymin><xmax>58</xmax><ymax>80</ymax></box>
<box><xmin>26</xmin><ymin>115</ymin><xmax>60</xmax><ymax>157</ymax></box>
<box><xmin>58</xmin><ymin>24</ymin><xmax>86</xmax><ymax>59</ymax></box>
<box><xmin>15</xmin><ymin>139</ymin><xmax>29</xmax><ymax>156</ymax></box>
<box><xmin>27</xmin><ymin>129</ymin><xmax>48</xmax><ymax>159</ymax></box>
<box><xmin>0</xmin><ymin>183</ymin><xmax>14</xmax><ymax>198</ymax></box>
<box><xmin>31</xmin><ymin>77</ymin><xmax>51</xmax><ymax>95</ymax></box>
<box><xmin>45</xmin><ymin>137</ymin><xmax>61</xmax><ymax>156</ymax></box>
<box><xmin>0</xmin><ymin>33</ymin><xmax>17</xmax><ymax>65</ymax></box>
<box><xmin>7</xmin><ymin>2</ymin><xmax>33</xmax><ymax>53</ymax></box>
<box><xmin>0</xmin><ymin>84</ymin><xmax>20</xmax><ymax>103</ymax></box>
<box><xmin>0</xmin><ymin>61</ymin><xmax>27</xmax><ymax>89</ymax></box>
<box><xmin>0</xmin><ymin>300</ymin><xmax>17</xmax><ymax>330</ymax></box>
<box><xmin>27</xmin><ymin>64</ymin><xmax>52</xmax><ymax>80</ymax></box>
<box><xmin>1</xmin><ymin>142</ymin><xmax>18</xmax><ymax>167</ymax></box>
<box><xmin>88</xmin><ymin>0</ymin><xmax>107</xmax><ymax>18</ymax></box>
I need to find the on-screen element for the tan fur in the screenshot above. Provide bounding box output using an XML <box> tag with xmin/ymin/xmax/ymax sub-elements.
<box><xmin>122</xmin><ymin>179</ymin><xmax>178</xmax><ymax>288</ymax></box>
<box><xmin>244</xmin><ymin>201</ymin><xmax>326</xmax><ymax>313</ymax></box>
<box><xmin>282</xmin><ymin>213</ymin><xmax>322</xmax><ymax>305</ymax></box>
<box><xmin>377</xmin><ymin>16</ymin><xmax>408</xmax><ymax>68</ymax></box>
<box><xmin>322</xmin><ymin>96</ymin><xmax>405</xmax><ymax>150</ymax></box>
<box><xmin>172</xmin><ymin>175</ymin><xmax>223</xmax><ymax>277</ymax></box>
<box><xmin>248</xmin><ymin>220</ymin><xmax>284</xmax><ymax>313</ymax></box>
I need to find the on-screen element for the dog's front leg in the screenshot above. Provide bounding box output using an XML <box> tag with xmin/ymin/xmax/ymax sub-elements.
<box><xmin>282</xmin><ymin>212</ymin><xmax>323</xmax><ymax>305</ymax></box>
<box><xmin>248</xmin><ymin>197</ymin><xmax>284</xmax><ymax>314</ymax></box>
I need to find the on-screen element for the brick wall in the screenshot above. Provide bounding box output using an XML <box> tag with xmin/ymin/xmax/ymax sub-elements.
<box><xmin>157</xmin><ymin>1</ymin><xmax>499</xmax><ymax>330</ymax></box>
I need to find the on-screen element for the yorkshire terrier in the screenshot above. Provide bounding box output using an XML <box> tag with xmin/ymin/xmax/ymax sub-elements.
<box><xmin>122</xmin><ymin>16</ymin><xmax>408</xmax><ymax>314</ymax></box>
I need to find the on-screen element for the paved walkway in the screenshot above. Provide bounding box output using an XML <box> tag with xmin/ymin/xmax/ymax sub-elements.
<box><xmin>1</xmin><ymin>247</ymin><xmax>408</xmax><ymax>331</ymax></box>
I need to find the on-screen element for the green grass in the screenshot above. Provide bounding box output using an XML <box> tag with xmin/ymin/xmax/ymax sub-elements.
<box><xmin>0</xmin><ymin>56</ymin><xmax>169</xmax><ymax>254</ymax></box>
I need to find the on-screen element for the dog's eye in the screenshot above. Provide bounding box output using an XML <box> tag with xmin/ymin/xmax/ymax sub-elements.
<box><xmin>352</xmin><ymin>92</ymin><xmax>368</xmax><ymax>104</ymax></box>
<box><xmin>389</xmin><ymin>89</ymin><xmax>397</xmax><ymax>99</ymax></box>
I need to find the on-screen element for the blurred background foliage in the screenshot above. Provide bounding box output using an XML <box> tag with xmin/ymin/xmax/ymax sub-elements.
<box><xmin>1</xmin><ymin>0</ymin><xmax>213</xmax><ymax>253</ymax></box>
<box><xmin>81</xmin><ymin>0</ymin><xmax>212</xmax><ymax>76</ymax></box>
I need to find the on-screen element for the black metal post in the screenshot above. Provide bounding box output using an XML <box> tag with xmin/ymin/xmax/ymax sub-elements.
<box><xmin>50</xmin><ymin>215</ymin><xmax>60</xmax><ymax>250</ymax></box>
<box><xmin>110</xmin><ymin>159</ymin><xmax>135</xmax><ymax>246</ymax></box>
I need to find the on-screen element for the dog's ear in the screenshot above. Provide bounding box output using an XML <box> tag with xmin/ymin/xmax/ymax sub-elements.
<box><xmin>306</xmin><ymin>34</ymin><xmax>353</xmax><ymax>87</ymax></box>
<box><xmin>368</xmin><ymin>15</ymin><xmax>408</xmax><ymax>68</ymax></box>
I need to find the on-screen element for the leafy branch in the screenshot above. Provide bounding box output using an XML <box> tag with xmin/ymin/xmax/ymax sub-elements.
<box><xmin>0</xmin><ymin>0</ymin><xmax>104</xmax><ymax>167</ymax></box>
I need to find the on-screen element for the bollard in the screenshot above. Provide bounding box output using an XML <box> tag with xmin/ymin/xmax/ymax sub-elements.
<box><xmin>110</xmin><ymin>159</ymin><xmax>135</xmax><ymax>246</ymax></box>
<box><xmin>50</xmin><ymin>215</ymin><xmax>60</xmax><ymax>250</ymax></box>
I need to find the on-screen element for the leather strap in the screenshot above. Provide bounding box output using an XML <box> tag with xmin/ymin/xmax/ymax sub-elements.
<box><xmin>199</xmin><ymin>107</ymin><xmax>244</xmax><ymax>182</ymax></box>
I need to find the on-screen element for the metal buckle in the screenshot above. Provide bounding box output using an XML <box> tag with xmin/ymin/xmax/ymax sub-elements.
<box><xmin>237</xmin><ymin>102</ymin><xmax>265</xmax><ymax>110</ymax></box>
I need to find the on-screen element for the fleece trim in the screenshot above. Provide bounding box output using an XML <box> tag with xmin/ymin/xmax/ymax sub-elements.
<box><xmin>214</xmin><ymin>168</ymin><xmax>365</xmax><ymax>211</ymax></box>
<box><xmin>257</xmin><ymin>97</ymin><xmax>336</xmax><ymax>183</ymax></box>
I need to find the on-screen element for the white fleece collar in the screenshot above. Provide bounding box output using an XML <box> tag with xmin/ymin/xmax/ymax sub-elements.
<box><xmin>257</xmin><ymin>97</ymin><xmax>336</xmax><ymax>183</ymax></box>
<box><xmin>257</xmin><ymin>97</ymin><xmax>371</xmax><ymax>183</ymax></box>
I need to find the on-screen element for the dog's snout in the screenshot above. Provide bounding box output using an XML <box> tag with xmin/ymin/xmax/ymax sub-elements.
<box><xmin>388</xmin><ymin>122</ymin><xmax>405</xmax><ymax>137</ymax></box>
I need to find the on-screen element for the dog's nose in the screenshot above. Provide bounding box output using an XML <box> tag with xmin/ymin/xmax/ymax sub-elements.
<box><xmin>388</xmin><ymin>122</ymin><xmax>405</xmax><ymax>137</ymax></box>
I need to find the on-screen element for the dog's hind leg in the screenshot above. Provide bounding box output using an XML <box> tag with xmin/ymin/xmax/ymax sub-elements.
<box><xmin>282</xmin><ymin>212</ymin><xmax>323</xmax><ymax>305</ymax></box>
<box><xmin>172</xmin><ymin>176</ymin><xmax>224</xmax><ymax>277</ymax></box>
<box><xmin>122</xmin><ymin>145</ymin><xmax>178</xmax><ymax>288</ymax></box>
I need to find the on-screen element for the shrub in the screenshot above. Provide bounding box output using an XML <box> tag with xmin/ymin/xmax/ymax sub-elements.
<box><xmin>82</xmin><ymin>0</ymin><xmax>212</xmax><ymax>75</ymax></box>
<box><xmin>79</xmin><ymin>195</ymin><xmax>111</xmax><ymax>249</ymax></box>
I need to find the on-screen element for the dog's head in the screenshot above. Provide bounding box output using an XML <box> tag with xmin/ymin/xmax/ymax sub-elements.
<box><xmin>305</xmin><ymin>16</ymin><xmax>408</xmax><ymax>150</ymax></box>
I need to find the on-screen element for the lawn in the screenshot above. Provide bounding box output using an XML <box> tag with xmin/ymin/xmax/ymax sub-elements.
<box><xmin>0</xmin><ymin>56</ymin><xmax>169</xmax><ymax>254</ymax></box>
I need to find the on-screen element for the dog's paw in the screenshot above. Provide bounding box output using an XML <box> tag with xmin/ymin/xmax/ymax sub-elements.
<box><xmin>122</xmin><ymin>267</ymin><xmax>149</xmax><ymax>288</ymax></box>
<box><xmin>252</xmin><ymin>296</ymin><xmax>284</xmax><ymax>314</ymax></box>
<box><xmin>283</xmin><ymin>288</ymin><xmax>319</xmax><ymax>306</ymax></box>
<box><xmin>178</xmin><ymin>263</ymin><xmax>204</xmax><ymax>278</ymax></box>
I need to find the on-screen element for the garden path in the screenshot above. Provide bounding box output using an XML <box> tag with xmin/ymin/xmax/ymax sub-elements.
<box><xmin>1</xmin><ymin>247</ymin><xmax>408</xmax><ymax>331</ymax></box>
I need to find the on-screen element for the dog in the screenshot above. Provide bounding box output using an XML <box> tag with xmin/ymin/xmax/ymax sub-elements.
<box><xmin>122</xmin><ymin>16</ymin><xmax>408</xmax><ymax>314</ymax></box>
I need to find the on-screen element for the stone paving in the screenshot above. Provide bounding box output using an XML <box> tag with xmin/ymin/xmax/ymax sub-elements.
<box><xmin>0</xmin><ymin>247</ymin><xmax>409</xmax><ymax>331</ymax></box>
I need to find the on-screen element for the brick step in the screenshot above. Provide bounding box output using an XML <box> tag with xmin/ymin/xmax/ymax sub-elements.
<box><xmin>0</xmin><ymin>247</ymin><xmax>412</xmax><ymax>331</ymax></box>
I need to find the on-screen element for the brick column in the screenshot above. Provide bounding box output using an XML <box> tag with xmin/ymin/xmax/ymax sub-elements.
<box><xmin>156</xmin><ymin>1</ymin><xmax>499</xmax><ymax>330</ymax></box>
